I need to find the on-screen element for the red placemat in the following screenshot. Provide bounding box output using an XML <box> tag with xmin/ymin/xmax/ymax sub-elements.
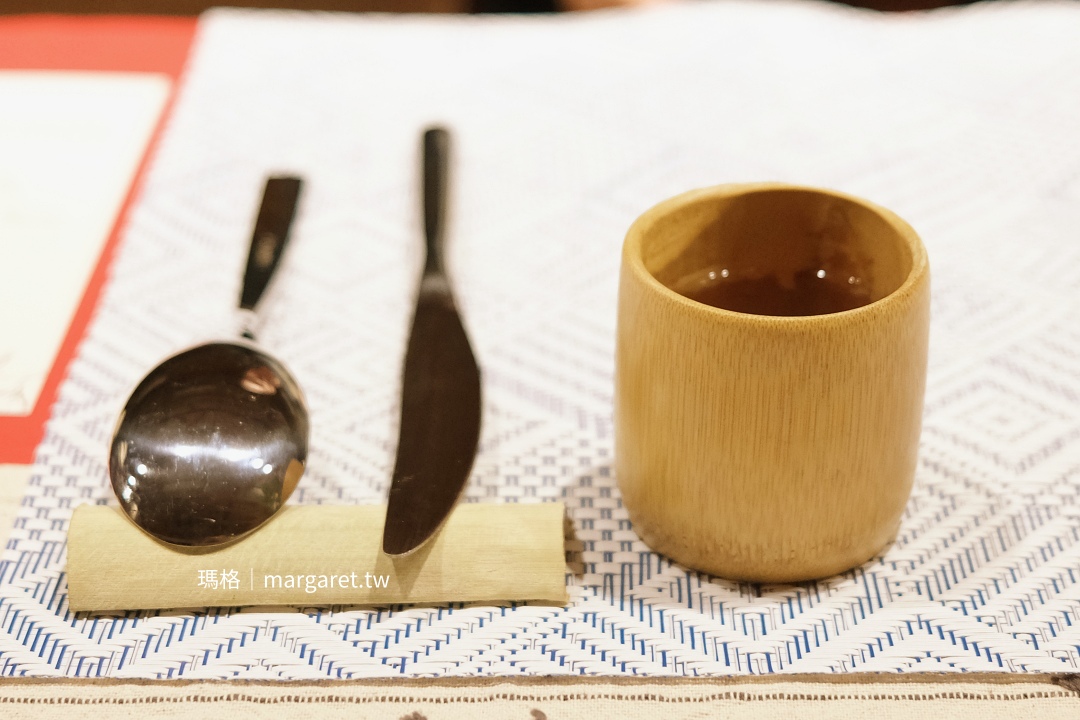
<box><xmin>0</xmin><ymin>15</ymin><xmax>197</xmax><ymax>463</ymax></box>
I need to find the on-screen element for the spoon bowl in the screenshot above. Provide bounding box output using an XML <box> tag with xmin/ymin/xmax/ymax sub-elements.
<box><xmin>109</xmin><ymin>341</ymin><xmax>308</xmax><ymax>546</ymax></box>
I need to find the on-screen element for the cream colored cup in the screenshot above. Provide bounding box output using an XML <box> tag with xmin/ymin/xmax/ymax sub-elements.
<box><xmin>615</xmin><ymin>183</ymin><xmax>930</xmax><ymax>583</ymax></box>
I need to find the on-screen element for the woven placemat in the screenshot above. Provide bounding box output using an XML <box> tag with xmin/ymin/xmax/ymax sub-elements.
<box><xmin>1</xmin><ymin>674</ymin><xmax>1078</xmax><ymax>718</ymax></box>
<box><xmin>2</xmin><ymin>0</ymin><xmax>1079</xmax><ymax>679</ymax></box>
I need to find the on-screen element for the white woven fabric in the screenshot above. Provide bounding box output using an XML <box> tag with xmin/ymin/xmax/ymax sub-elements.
<box><xmin>1</xmin><ymin>676</ymin><xmax>1078</xmax><ymax>719</ymax></box>
<box><xmin>1</xmin><ymin>0</ymin><xmax>1079</xmax><ymax>678</ymax></box>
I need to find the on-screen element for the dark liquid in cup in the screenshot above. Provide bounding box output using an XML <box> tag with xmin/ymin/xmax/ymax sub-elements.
<box><xmin>675</xmin><ymin>267</ymin><xmax>873</xmax><ymax>316</ymax></box>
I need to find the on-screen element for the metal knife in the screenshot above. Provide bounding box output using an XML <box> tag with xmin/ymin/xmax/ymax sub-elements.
<box><xmin>382</xmin><ymin>127</ymin><xmax>482</xmax><ymax>557</ymax></box>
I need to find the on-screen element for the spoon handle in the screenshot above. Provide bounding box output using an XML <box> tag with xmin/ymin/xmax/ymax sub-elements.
<box><xmin>239</xmin><ymin>176</ymin><xmax>303</xmax><ymax>312</ymax></box>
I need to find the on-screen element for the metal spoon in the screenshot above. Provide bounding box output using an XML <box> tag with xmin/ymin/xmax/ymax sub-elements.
<box><xmin>108</xmin><ymin>177</ymin><xmax>309</xmax><ymax>547</ymax></box>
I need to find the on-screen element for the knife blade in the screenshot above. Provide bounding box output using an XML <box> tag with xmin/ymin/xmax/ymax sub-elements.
<box><xmin>382</xmin><ymin>127</ymin><xmax>482</xmax><ymax>557</ymax></box>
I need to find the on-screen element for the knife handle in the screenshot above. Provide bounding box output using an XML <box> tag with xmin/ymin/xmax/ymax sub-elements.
<box><xmin>423</xmin><ymin>127</ymin><xmax>450</xmax><ymax>276</ymax></box>
<box><xmin>240</xmin><ymin>175</ymin><xmax>303</xmax><ymax>313</ymax></box>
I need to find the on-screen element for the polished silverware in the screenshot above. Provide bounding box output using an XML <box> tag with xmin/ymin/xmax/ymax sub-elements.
<box><xmin>108</xmin><ymin>177</ymin><xmax>309</xmax><ymax>547</ymax></box>
<box><xmin>382</xmin><ymin>127</ymin><xmax>482</xmax><ymax>557</ymax></box>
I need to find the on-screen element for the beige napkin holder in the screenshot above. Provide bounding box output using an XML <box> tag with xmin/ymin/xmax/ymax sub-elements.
<box><xmin>67</xmin><ymin>502</ymin><xmax>567</xmax><ymax>612</ymax></box>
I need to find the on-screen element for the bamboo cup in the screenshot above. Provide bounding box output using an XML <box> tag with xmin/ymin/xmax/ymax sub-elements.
<box><xmin>615</xmin><ymin>183</ymin><xmax>930</xmax><ymax>583</ymax></box>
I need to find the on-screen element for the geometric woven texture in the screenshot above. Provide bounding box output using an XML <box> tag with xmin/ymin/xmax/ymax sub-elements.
<box><xmin>2</xmin><ymin>0</ymin><xmax>1079</xmax><ymax>678</ymax></box>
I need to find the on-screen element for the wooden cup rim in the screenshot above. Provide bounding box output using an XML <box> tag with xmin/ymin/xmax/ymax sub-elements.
<box><xmin>623</xmin><ymin>182</ymin><xmax>929</xmax><ymax>327</ymax></box>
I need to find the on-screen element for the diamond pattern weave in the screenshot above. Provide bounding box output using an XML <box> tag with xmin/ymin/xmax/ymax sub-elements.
<box><xmin>2</xmin><ymin>0</ymin><xmax>1079</xmax><ymax>678</ymax></box>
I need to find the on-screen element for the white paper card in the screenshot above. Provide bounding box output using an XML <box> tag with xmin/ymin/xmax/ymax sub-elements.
<box><xmin>0</xmin><ymin>71</ymin><xmax>170</xmax><ymax>415</ymax></box>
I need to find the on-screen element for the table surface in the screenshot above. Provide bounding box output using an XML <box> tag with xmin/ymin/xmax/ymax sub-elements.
<box><xmin>1</xmin><ymin>1</ymin><xmax>1079</xmax><ymax>680</ymax></box>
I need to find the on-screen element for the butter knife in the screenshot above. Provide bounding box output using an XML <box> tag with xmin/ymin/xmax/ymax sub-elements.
<box><xmin>382</xmin><ymin>127</ymin><xmax>482</xmax><ymax>557</ymax></box>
